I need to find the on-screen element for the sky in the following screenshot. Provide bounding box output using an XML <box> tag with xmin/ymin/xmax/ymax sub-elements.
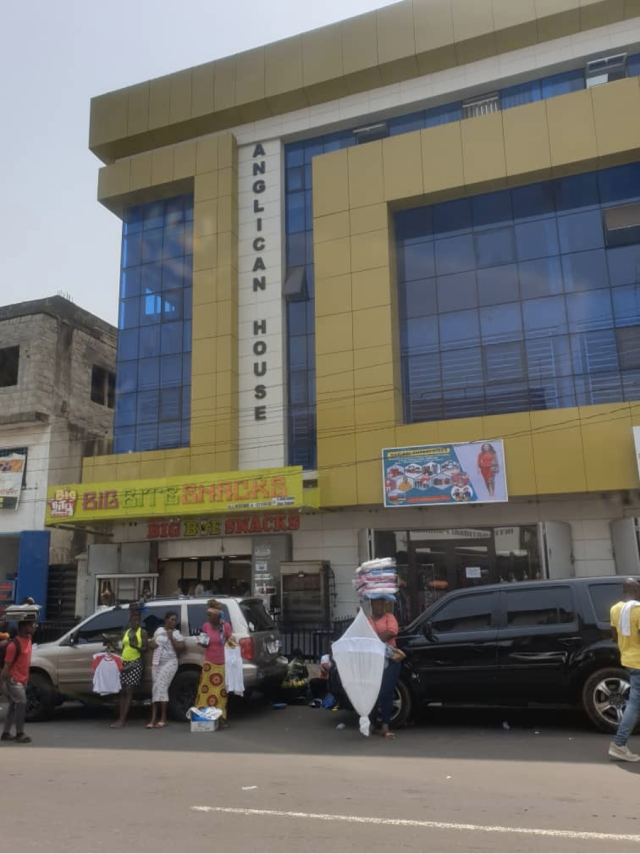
<box><xmin>0</xmin><ymin>0</ymin><xmax>398</xmax><ymax>327</ymax></box>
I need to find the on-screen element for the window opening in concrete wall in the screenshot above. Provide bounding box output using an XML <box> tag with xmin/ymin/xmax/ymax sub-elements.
<box><xmin>0</xmin><ymin>346</ymin><xmax>19</xmax><ymax>387</ymax></box>
<box><xmin>91</xmin><ymin>365</ymin><xmax>115</xmax><ymax>408</ymax></box>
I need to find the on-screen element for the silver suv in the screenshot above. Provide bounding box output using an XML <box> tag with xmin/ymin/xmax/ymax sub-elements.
<box><xmin>27</xmin><ymin>596</ymin><xmax>288</xmax><ymax>721</ymax></box>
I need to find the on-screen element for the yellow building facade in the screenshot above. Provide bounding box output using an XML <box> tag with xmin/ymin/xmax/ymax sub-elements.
<box><xmin>49</xmin><ymin>0</ymin><xmax>640</xmax><ymax>619</ymax></box>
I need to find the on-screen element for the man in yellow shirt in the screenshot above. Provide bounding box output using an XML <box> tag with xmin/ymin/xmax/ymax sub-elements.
<box><xmin>609</xmin><ymin>577</ymin><xmax>640</xmax><ymax>761</ymax></box>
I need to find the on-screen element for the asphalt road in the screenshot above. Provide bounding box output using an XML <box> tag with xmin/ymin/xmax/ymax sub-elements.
<box><xmin>2</xmin><ymin>698</ymin><xmax>640</xmax><ymax>853</ymax></box>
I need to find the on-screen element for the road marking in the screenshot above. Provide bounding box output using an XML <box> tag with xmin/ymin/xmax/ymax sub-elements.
<box><xmin>191</xmin><ymin>806</ymin><xmax>640</xmax><ymax>843</ymax></box>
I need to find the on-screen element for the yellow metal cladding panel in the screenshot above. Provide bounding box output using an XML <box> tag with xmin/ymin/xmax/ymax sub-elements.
<box><xmin>580</xmin><ymin>0</ymin><xmax>625</xmax><ymax>29</ymax></box>
<box><xmin>130</xmin><ymin>154</ymin><xmax>153</xmax><ymax>191</ymax></box>
<box><xmin>342</xmin><ymin>12</ymin><xmax>380</xmax><ymax>77</ymax></box>
<box><xmin>97</xmin><ymin>161</ymin><xmax>131</xmax><ymax>200</ymax></box>
<box><xmin>148</xmin><ymin>75</ymin><xmax>172</xmax><ymax>130</ymax></box>
<box><xmin>356</xmin><ymin>460</ymin><xmax>385</xmax><ymax>505</ymax></box>
<box><xmin>319</xmin><ymin>465</ymin><xmax>358</xmax><ymax>506</ymax></box>
<box><xmin>352</xmin><ymin>267</ymin><xmax>391</xmax><ymax>311</ymax></box>
<box><xmin>348</xmin><ymin>142</ymin><xmax>384</xmax><ymax>209</ymax></box>
<box><xmin>140</xmin><ymin>459</ymin><xmax>167</xmax><ymax>480</ymax></box>
<box><xmin>503</xmin><ymin>100</ymin><xmax>552</xmax><ymax>181</ymax></box>
<box><xmin>151</xmin><ymin>149</ymin><xmax>175</xmax><ymax>186</ymax></box>
<box><xmin>546</xmin><ymin>89</ymin><xmax>598</xmax><ymax>172</ymax></box>
<box><xmin>312</xmin><ymin>149</ymin><xmax>350</xmax><ymax>218</ymax></box>
<box><xmin>382</xmin><ymin>133</ymin><xmax>424</xmax><ymax>202</ymax></box>
<box><xmin>196</xmin><ymin>138</ymin><xmax>219</xmax><ymax>175</ymax></box>
<box><xmin>531</xmin><ymin>409</ymin><xmax>588</xmax><ymax>493</ymax></box>
<box><xmin>194</xmin><ymin>199</ymin><xmax>218</xmax><ymax>237</ymax></box>
<box><xmin>192</xmin><ymin>302</ymin><xmax>217</xmax><ymax>342</ymax></box>
<box><xmin>580</xmin><ymin>405</ymin><xmax>636</xmax><ymax>490</ymax></box>
<box><xmin>174</xmin><ymin>143</ymin><xmax>197</xmax><ymax>180</ymax></box>
<box><xmin>316</xmin><ymin>312</ymin><xmax>354</xmax><ymax>356</ymax></box>
<box><xmin>315</xmin><ymin>273</ymin><xmax>353</xmax><ymax>317</ymax></box>
<box><xmin>90</xmin><ymin>0</ymin><xmax>637</xmax><ymax>163</ymax></box>
<box><xmin>194</xmin><ymin>170</ymin><xmax>219</xmax><ymax>203</ymax></box>
<box><xmin>421</xmin><ymin>122</ymin><xmax>464</xmax><ymax>195</ymax></box>
<box><xmin>591</xmin><ymin>77</ymin><xmax>640</xmax><ymax>158</ymax></box>
<box><xmin>492</xmin><ymin>0</ymin><xmax>537</xmax><ymax>27</ymax></box>
<box><xmin>451</xmin><ymin>0</ymin><xmax>495</xmax><ymax>42</ymax></box>
<box><xmin>127</xmin><ymin>83</ymin><xmax>150</xmax><ymax>137</ymax></box>
<box><xmin>376</xmin><ymin>2</ymin><xmax>418</xmax><ymax>83</ymax></box>
<box><xmin>350</xmin><ymin>203</ymin><xmax>388</xmax><ymax>236</ymax></box>
<box><xmin>192</xmin><ymin>269</ymin><xmax>217</xmax><ymax>307</ymax></box>
<box><xmin>314</xmin><ymin>237</ymin><xmax>351</xmax><ymax>279</ymax></box>
<box><xmin>413</xmin><ymin>0</ymin><xmax>455</xmax><ymax>53</ymax></box>
<box><xmin>461</xmin><ymin>112</ymin><xmax>507</xmax><ymax>188</ymax></box>
<box><xmin>265</xmin><ymin>36</ymin><xmax>305</xmax><ymax>101</ymax></box>
<box><xmin>353</xmin><ymin>305</ymin><xmax>394</xmax><ymax>351</ymax></box>
<box><xmin>235</xmin><ymin>46</ymin><xmax>266</xmax><ymax>108</ymax></box>
<box><xmin>193</xmin><ymin>234</ymin><xmax>218</xmax><ymax>272</ymax></box>
<box><xmin>169</xmin><ymin>69</ymin><xmax>192</xmax><ymax>124</ymax></box>
<box><xmin>314</xmin><ymin>212</ymin><xmax>351</xmax><ymax>244</ymax></box>
<box><xmin>191</xmin><ymin>62</ymin><xmax>215</xmax><ymax>118</ymax></box>
<box><xmin>350</xmin><ymin>229</ymin><xmax>390</xmax><ymax>273</ymax></box>
<box><xmin>302</xmin><ymin>23</ymin><xmax>345</xmax><ymax>89</ymax></box>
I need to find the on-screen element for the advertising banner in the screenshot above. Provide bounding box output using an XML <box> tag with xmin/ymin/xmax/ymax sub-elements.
<box><xmin>46</xmin><ymin>466</ymin><xmax>305</xmax><ymax>525</ymax></box>
<box><xmin>382</xmin><ymin>441</ymin><xmax>507</xmax><ymax>508</ymax></box>
<box><xmin>0</xmin><ymin>451</ymin><xmax>27</xmax><ymax>510</ymax></box>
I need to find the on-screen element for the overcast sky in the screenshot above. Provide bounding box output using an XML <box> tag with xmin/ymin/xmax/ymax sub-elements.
<box><xmin>0</xmin><ymin>0</ymin><xmax>398</xmax><ymax>326</ymax></box>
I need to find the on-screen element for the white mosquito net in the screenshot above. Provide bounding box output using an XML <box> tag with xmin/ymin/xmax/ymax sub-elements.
<box><xmin>331</xmin><ymin>609</ymin><xmax>386</xmax><ymax>736</ymax></box>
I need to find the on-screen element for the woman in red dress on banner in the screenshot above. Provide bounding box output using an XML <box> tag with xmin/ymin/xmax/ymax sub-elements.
<box><xmin>195</xmin><ymin>600</ymin><xmax>232</xmax><ymax>727</ymax></box>
<box><xmin>477</xmin><ymin>443</ymin><xmax>500</xmax><ymax>498</ymax></box>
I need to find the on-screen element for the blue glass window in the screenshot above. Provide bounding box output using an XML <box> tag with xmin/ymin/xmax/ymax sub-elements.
<box><xmin>541</xmin><ymin>69</ymin><xmax>584</xmax><ymax>99</ymax></box>
<box><xmin>501</xmin><ymin>80</ymin><xmax>542</xmax><ymax>109</ymax></box>
<box><xmin>398</xmin><ymin>241</ymin><xmax>435</xmax><ymax>281</ymax></box>
<box><xmin>114</xmin><ymin>195</ymin><xmax>193</xmax><ymax>452</ymax></box>
<box><xmin>396</xmin><ymin>163</ymin><xmax>640</xmax><ymax>423</ymax></box>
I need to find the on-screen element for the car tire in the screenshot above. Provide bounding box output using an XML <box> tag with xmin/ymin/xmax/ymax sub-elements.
<box><xmin>168</xmin><ymin>669</ymin><xmax>200</xmax><ymax>722</ymax></box>
<box><xmin>390</xmin><ymin>679</ymin><xmax>412</xmax><ymax>730</ymax></box>
<box><xmin>26</xmin><ymin>672</ymin><xmax>55</xmax><ymax>722</ymax></box>
<box><xmin>582</xmin><ymin>667</ymin><xmax>631</xmax><ymax>734</ymax></box>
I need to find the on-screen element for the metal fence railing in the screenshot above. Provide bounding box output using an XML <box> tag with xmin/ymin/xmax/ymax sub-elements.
<box><xmin>277</xmin><ymin>617</ymin><xmax>354</xmax><ymax>661</ymax></box>
<box><xmin>35</xmin><ymin>621</ymin><xmax>76</xmax><ymax>644</ymax></box>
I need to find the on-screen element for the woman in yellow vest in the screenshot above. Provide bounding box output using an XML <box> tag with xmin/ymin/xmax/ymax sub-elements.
<box><xmin>110</xmin><ymin>607</ymin><xmax>147</xmax><ymax>729</ymax></box>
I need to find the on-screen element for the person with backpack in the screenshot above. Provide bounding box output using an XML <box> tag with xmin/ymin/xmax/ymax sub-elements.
<box><xmin>1</xmin><ymin>618</ymin><xmax>36</xmax><ymax>744</ymax></box>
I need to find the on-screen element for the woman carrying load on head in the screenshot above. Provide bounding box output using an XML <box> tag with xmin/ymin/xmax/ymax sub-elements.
<box><xmin>195</xmin><ymin>599</ymin><xmax>232</xmax><ymax>727</ymax></box>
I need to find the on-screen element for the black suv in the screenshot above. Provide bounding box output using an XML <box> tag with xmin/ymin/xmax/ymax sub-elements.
<box><xmin>348</xmin><ymin>577</ymin><xmax>632</xmax><ymax>732</ymax></box>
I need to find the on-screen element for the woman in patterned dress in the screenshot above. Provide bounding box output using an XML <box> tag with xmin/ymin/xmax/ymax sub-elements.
<box><xmin>148</xmin><ymin>610</ymin><xmax>185</xmax><ymax>728</ymax></box>
<box><xmin>111</xmin><ymin>607</ymin><xmax>147</xmax><ymax>729</ymax></box>
<box><xmin>195</xmin><ymin>600</ymin><xmax>232</xmax><ymax>727</ymax></box>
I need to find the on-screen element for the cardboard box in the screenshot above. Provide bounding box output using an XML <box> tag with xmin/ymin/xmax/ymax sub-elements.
<box><xmin>190</xmin><ymin>718</ymin><xmax>219</xmax><ymax>733</ymax></box>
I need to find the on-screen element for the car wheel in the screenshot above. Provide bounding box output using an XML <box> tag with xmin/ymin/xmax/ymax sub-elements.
<box><xmin>168</xmin><ymin>669</ymin><xmax>200</xmax><ymax>722</ymax></box>
<box><xmin>582</xmin><ymin>667</ymin><xmax>631</xmax><ymax>733</ymax></box>
<box><xmin>390</xmin><ymin>679</ymin><xmax>412</xmax><ymax>730</ymax></box>
<box><xmin>25</xmin><ymin>672</ymin><xmax>55</xmax><ymax>722</ymax></box>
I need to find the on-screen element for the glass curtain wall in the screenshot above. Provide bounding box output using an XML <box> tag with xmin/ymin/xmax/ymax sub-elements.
<box><xmin>114</xmin><ymin>195</ymin><xmax>193</xmax><ymax>453</ymax></box>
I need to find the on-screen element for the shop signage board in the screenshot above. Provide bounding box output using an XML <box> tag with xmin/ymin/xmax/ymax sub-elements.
<box><xmin>46</xmin><ymin>466</ymin><xmax>305</xmax><ymax>525</ymax></box>
<box><xmin>146</xmin><ymin>512</ymin><xmax>300</xmax><ymax>539</ymax></box>
<box><xmin>0</xmin><ymin>451</ymin><xmax>27</xmax><ymax>510</ymax></box>
<box><xmin>382</xmin><ymin>440</ymin><xmax>508</xmax><ymax>508</ymax></box>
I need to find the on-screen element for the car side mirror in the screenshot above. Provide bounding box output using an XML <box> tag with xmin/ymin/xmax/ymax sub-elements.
<box><xmin>62</xmin><ymin>631</ymin><xmax>78</xmax><ymax>646</ymax></box>
<box><xmin>423</xmin><ymin>621</ymin><xmax>437</xmax><ymax>642</ymax></box>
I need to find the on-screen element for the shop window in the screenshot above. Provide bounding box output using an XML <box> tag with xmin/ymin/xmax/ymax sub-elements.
<box><xmin>0</xmin><ymin>346</ymin><xmax>19</xmax><ymax>388</ymax></box>
<box><xmin>431</xmin><ymin>592</ymin><xmax>495</xmax><ymax>633</ymax></box>
<box><xmin>91</xmin><ymin>366</ymin><xmax>115</xmax><ymax>408</ymax></box>
<box><xmin>505</xmin><ymin>586</ymin><xmax>575</xmax><ymax>627</ymax></box>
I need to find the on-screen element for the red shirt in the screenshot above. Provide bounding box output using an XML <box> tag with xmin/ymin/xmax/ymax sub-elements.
<box><xmin>478</xmin><ymin>452</ymin><xmax>497</xmax><ymax>471</ymax></box>
<box><xmin>5</xmin><ymin>635</ymin><xmax>32</xmax><ymax>684</ymax></box>
<box><xmin>201</xmin><ymin>622</ymin><xmax>232</xmax><ymax>665</ymax></box>
<box><xmin>368</xmin><ymin>613</ymin><xmax>399</xmax><ymax>648</ymax></box>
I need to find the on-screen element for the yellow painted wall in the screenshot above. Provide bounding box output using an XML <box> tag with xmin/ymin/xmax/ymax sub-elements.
<box><xmin>88</xmin><ymin>0</ymin><xmax>632</xmax><ymax>163</ymax></box>
<box><xmin>313</xmin><ymin>77</ymin><xmax>640</xmax><ymax>506</ymax></box>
